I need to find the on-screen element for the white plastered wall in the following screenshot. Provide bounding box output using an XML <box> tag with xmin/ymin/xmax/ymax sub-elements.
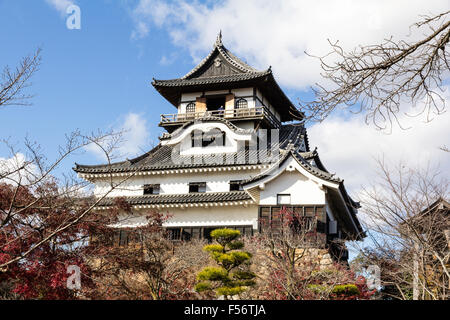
<box><xmin>179</xmin><ymin>88</ymin><xmax>258</xmax><ymax>113</ymax></box>
<box><xmin>176</xmin><ymin>122</ymin><xmax>250</xmax><ymax>156</ymax></box>
<box><xmin>93</xmin><ymin>169</ymin><xmax>261</xmax><ymax>198</ymax></box>
<box><xmin>259</xmin><ymin>169</ymin><xmax>326</xmax><ymax>205</ymax></box>
<box><xmin>253</xmin><ymin>157</ymin><xmax>328</xmax><ymax>206</ymax></box>
<box><xmin>111</xmin><ymin>205</ymin><xmax>259</xmax><ymax>230</ymax></box>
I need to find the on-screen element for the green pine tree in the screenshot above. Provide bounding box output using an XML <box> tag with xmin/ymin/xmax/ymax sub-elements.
<box><xmin>194</xmin><ymin>228</ymin><xmax>256</xmax><ymax>299</ymax></box>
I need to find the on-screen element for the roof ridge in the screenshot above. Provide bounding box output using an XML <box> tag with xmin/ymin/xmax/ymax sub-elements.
<box><xmin>97</xmin><ymin>190</ymin><xmax>252</xmax><ymax>206</ymax></box>
<box><xmin>217</xmin><ymin>45</ymin><xmax>259</xmax><ymax>73</ymax></box>
<box><xmin>242</xmin><ymin>149</ymin><xmax>341</xmax><ymax>186</ymax></box>
<box><xmin>155</xmin><ymin>70</ymin><xmax>271</xmax><ymax>84</ymax></box>
<box><xmin>180</xmin><ymin>33</ymin><xmax>262</xmax><ymax>80</ymax></box>
<box><xmin>118</xmin><ymin>190</ymin><xmax>248</xmax><ymax>199</ymax></box>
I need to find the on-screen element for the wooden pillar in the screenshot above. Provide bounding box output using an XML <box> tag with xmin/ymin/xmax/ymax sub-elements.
<box><xmin>316</xmin><ymin>206</ymin><xmax>327</xmax><ymax>247</ymax></box>
<box><xmin>224</xmin><ymin>93</ymin><xmax>234</xmax><ymax>118</ymax></box>
<box><xmin>413</xmin><ymin>240</ymin><xmax>419</xmax><ymax>300</ymax></box>
<box><xmin>195</xmin><ymin>97</ymin><xmax>207</xmax><ymax>117</ymax></box>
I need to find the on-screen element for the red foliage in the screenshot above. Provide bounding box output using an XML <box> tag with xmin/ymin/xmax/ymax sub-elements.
<box><xmin>0</xmin><ymin>182</ymin><xmax>106</xmax><ymax>299</ymax></box>
<box><xmin>261</xmin><ymin>262</ymin><xmax>376</xmax><ymax>300</ymax></box>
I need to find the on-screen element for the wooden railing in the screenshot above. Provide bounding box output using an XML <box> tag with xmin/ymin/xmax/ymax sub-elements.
<box><xmin>160</xmin><ymin>106</ymin><xmax>281</xmax><ymax>128</ymax></box>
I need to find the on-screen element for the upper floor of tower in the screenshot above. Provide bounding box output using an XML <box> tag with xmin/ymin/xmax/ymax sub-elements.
<box><xmin>152</xmin><ymin>32</ymin><xmax>304</xmax><ymax>133</ymax></box>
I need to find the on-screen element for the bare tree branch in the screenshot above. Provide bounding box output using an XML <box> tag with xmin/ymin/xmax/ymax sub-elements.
<box><xmin>302</xmin><ymin>11</ymin><xmax>450</xmax><ymax>131</ymax></box>
<box><xmin>0</xmin><ymin>48</ymin><xmax>42</xmax><ymax>108</ymax></box>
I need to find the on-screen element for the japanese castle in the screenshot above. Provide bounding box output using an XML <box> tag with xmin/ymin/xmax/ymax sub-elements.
<box><xmin>74</xmin><ymin>33</ymin><xmax>364</xmax><ymax>257</ymax></box>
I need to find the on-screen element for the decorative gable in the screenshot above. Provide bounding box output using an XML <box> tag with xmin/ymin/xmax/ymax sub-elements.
<box><xmin>186</xmin><ymin>49</ymin><xmax>243</xmax><ymax>79</ymax></box>
<box><xmin>181</xmin><ymin>32</ymin><xmax>260</xmax><ymax>80</ymax></box>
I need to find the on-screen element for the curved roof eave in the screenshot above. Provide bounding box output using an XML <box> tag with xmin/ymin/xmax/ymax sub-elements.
<box><xmin>242</xmin><ymin>149</ymin><xmax>342</xmax><ymax>189</ymax></box>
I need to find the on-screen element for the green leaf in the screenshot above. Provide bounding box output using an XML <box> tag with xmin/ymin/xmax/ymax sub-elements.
<box><xmin>216</xmin><ymin>286</ymin><xmax>245</xmax><ymax>297</ymax></box>
<box><xmin>203</xmin><ymin>244</ymin><xmax>224</xmax><ymax>253</ymax></box>
<box><xmin>194</xmin><ymin>282</ymin><xmax>211</xmax><ymax>292</ymax></box>
<box><xmin>332</xmin><ymin>284</ymin><xmax>360</xmax><ymax>296</ymax></box>
<box><xmin>210</xmin><ymin>228</ymin><xmax>240</xmax><ymax>241</ymax></box>
<box><xmin>227</xmin><ymin>241</ymin><xmax>244</xmax><ymax>250</ymax></box>
<box><xmin>197</xmin><ymin>267</ymin><xmax>229</xmax><ymax>281</ymax></box>
<box><xmin>229</xmin><ymin>251</ymin><xmax>251</xmax><ymax>263</ymax></box>
<box><xmin>232</xmin><ymin>271</ymin><xmax>256</xmax><ymax>280</ymax></box>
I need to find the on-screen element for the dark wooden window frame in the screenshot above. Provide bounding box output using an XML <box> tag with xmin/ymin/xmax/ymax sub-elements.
<box><xmin>189</xmin><ymin>182</ymin><xmax>206</xmax><ymax>193</ymax></box>
<box><xmin>229</xmin><ymin>180</ymin><xmax>243</xmax><ymax>191</ymax></box>
<box><xmin>258</xmin><ymin>205</ymin><xmax>327</xmax><ymax>236</ymax></box>
<box><xmin>143</xmin><ymin>184</ymin><xmax>160</xmax><ymax>195</ymax></box>
<box><xmin>166</xmin><ymin>225</ymin><xmax>254</xmax><ymax>242</ymax></box>
<box><xmin>277</xmin><ymin>193</ymin><xmax>291</xmax><ymax>205</ymax></box>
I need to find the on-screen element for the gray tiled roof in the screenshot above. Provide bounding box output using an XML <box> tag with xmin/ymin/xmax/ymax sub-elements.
<box><xmin>153</xmin><ymin>71</ymin><xmax>271</xmax><ymax>87</ymax></box>
<box><xmin>74</xmin><ymin>122</ymin><xmax>307</xmax><ymax>174</ymax></box>
<box><xmin>98</xmin><ymin>191</ymin><xmax>252</xmax><ymax>206</ymax></box>
<box><xmin>298</xmin><ymin>149</ymin><xmax>318</xmax><ymax>160</ymax></box>
<box><xmin>241</xmin><ymin>148</ymin><xmax>342</xmax><ymax>186</ymax></box>
<box><xmin>181</xmin><ymin>32</ymin><xmax>260</xmax><ymax>80</ymax></box>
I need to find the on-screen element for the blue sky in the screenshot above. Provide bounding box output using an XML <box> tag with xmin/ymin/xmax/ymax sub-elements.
<box><xmin>0</xmin><ymin>0</ymin><xmax>192</xmax><ymax>173</ymax></box>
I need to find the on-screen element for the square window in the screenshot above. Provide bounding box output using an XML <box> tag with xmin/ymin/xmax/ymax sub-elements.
<box><xmin>277</xmin><ymin>194</ymin><xmax>291</xmax><ymax>205</ymax></box>
<box><xmin>229</xmin><ymin>180</ymin><xmax>242</xmax><ymax>191</ymax></box>
<box><xmin>189</xmin><ymin>182</ymin><xmax>206</xmax><ymax>193</ymax></box>
<box><xmin>144</xmin><ymin>184</ymin><xmax>160</xmax><ymax>195</ymax></box>
<box><xmin>189</xmin><ymin>184</ymin><xmax>198</xmax><ymax>193</ymax></box>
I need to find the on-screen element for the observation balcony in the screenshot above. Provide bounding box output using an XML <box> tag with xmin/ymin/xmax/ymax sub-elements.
<box><xmin>159</xmin><ymin>106</ymin><xmax>281</xmax><ymax>131</ymax></box>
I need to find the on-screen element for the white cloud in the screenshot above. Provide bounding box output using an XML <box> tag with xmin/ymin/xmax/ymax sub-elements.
<box><xmin>0</xmin><ymin>153</ymin><xmax>38</xmax><ymax>185</ymax></box>
<box><xmin>85</xmin><ymin>113</ymin><xmax>150</xmax><ymax>161</ymax></box>
<box><xmin>308</xmin><ymin>88</ymin><xmax>450</xmax><ymax>197</ymax></box>
<box><xmin>120</xmin><ymin>113</ymin><xmax>150</xmax><ymax>156</ymax></box>
<box><xmin>159</xmin><ymin>52</ymin><xmax>178</xmax><ymax>66</ymax></box>
<box><xmin>309</xmin><ymin>90</ymin><xmax>449</xmax><ymax>257</ymax></box>
<box><xmin>45</xmin><ymin>0</ymin><xmax>75</xmax><ymax>16</ymax></box>
<box><xmin>131</xmin><ymin>21</ymin><xmax>150</xmax><ymax>40</ymax></box>
<box><xmin>129</xmin><ymin>0</ymin><xmax>449</xmax><ymax>89</ymax></box>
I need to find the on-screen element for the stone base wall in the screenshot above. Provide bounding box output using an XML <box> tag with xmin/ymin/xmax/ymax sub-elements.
<box><xmin>293</xmin><ymin>248</ymin><xmax>334</xmax><ymax>269</ymax></box>
<box><xmin>245</xmin><ymin>247</ymin><xmax>342</xmax><ymax>299</ymax></box>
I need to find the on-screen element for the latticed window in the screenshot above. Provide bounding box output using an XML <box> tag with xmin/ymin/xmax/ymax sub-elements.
<box><xmin>165</xmin><ymin>226</ymin><xmax>253</xmax><ymax>242</ymax></box>
<box><xmin>258</xmin><ymin>206</ymin><xmax>325</xmax><ymax>236</ymax></box>
<box><xmin>236</xmin><ymin>98</ymin><xmax>248</xmax><ymax>109</ymax></box>
<box><xmin>186</xmin><ymin>102</ymin><xmax>196</xmax><ymax>113</ymax></box>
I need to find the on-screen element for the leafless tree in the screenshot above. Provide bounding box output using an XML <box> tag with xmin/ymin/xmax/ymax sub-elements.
<box><xmin>245</xmin><ymin>208</ymin><xmax>373</xmax><ymax>300</ymax></box>
<box><xmin>302</xmin><ymin>11</ymin><xmax>449</xmax><ymax>131</ymax></box>
<box><xmin>354</xmin><ymin>158</ymin><xmax>449</xmax><ymax>300</ymax></box>
<box><xmin>84</xmin><ymin>219</ymin><xmax>209</xmax><ymax>300</ymax></box>
<box><xmin>0</xmin><ymin>128</ymin><xmax>138</xmax><ymax>271</ymax></box>
<box><xmin>0</xmin><ymin>48</ymin><xmax>42</xmax><ymax>108</ymax></box>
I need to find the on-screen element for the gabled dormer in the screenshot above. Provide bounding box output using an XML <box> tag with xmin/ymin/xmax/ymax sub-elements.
<box><xmin>152</xmin><ymin>32</ymin><xmax>303</xmax><ymax>132</ymax></box>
